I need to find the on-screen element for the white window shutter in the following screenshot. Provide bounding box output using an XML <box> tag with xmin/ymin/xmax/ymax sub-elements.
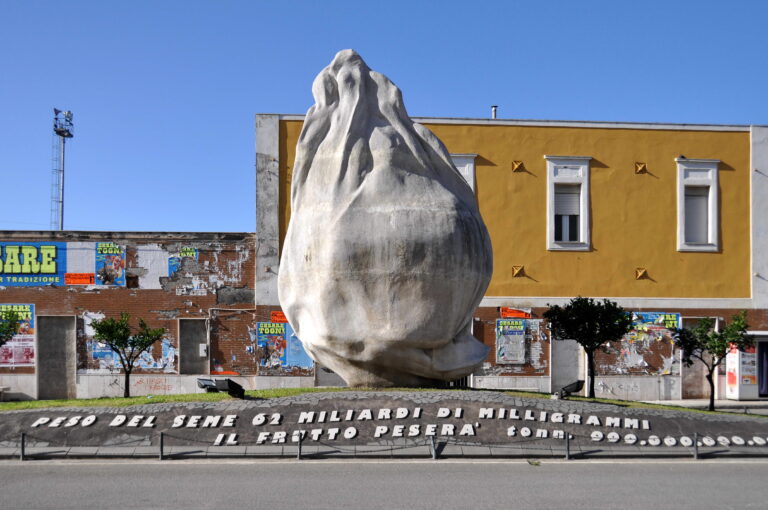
<box><xmin>685</xmin><ymin>187</ymin><xmax>709</xmax><ymax>243</ymax></box>
<box><xmin>555</xmin><ymin>185</ymin><xmax>580</xmax><ymax>215</ymax></box>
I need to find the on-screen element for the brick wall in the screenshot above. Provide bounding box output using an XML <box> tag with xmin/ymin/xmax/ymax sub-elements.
<box><xmin>0</xmin><ymin>232</ymin><xmax>258</xmax><ymax>377</ymax></box>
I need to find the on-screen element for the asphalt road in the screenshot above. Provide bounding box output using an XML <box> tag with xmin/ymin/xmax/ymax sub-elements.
<box><xmin>2</xmin><ymin>459</ymin><xmax>766</xmax><ymax>510</ymax></box>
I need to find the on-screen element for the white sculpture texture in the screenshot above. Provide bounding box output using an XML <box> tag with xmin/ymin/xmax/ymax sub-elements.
<box><xmin>278</xmin><ymin>50</ymin><xmax>493</xmax><ymax>387</ymax></box>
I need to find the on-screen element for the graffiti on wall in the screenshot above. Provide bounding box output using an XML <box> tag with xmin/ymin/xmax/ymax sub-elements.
<box><xmin>0</xmin><ymin>304</ymin><xmax>35</xmax><ymax>367</ymax></box>
<box><xmin>248</xmin><ymin>322</ymin><xmax>313</xmax><ymax>376</ymax></box>
<box><xmin>599</xmin><ymin>312</ymin><xmax>681</xmax><ymax>376</ymax></box>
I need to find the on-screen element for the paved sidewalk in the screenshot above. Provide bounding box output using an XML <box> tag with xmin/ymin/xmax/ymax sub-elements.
<box><xmin>642</xmin><ymin>399</ymin><xmax>768</xmax><ymax>415</ymax></box>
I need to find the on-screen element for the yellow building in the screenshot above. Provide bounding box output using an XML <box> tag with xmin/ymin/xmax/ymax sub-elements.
<box><xmin>256</xmin><ymin>114</ymin><xmax>768</xmax><ymax>401</ymax></box>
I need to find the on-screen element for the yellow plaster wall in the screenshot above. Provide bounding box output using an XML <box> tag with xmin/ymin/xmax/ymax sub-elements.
<box><xmin>278</xmin><ymin>119</ymin><xmax>751</xmax><ymax>298</ymax></box>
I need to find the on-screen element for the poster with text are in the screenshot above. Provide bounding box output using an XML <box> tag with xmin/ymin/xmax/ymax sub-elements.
<box><xmin>0</xmin><ymin>304</ymin><xmax>35</xmax><ymax>367</ymax></box>
<box><xmin>0</xmin><ymin>242</ymin><xmax>67</xmax><ymax>286</ymax></box>
<box><xmin>94</xmin><ymin>242</ymin><xmax>126</xmax><ymax>286</ymax></box>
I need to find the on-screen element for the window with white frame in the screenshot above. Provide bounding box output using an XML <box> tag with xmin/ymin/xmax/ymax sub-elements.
<box><xmin>450</xmin><ymin>154</ymin><xmax>477</xmax><ymax>192</ymax></box>
<box><xmin>546</xmin><ymin>156</ymin><xmax>591</xmax><ymax>251</ymax></box>
<box><xmin>676</xmin><ymin>158</ymin><xmax>719</xmax><ymax>252</ymax></box>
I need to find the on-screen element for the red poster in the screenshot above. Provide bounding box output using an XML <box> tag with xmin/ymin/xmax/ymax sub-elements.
<box><xmin>500</xmin><ymin>307</ymin><xmax>531</xmax><ymax>319</ymax></box>
<box><xmin>270</xmin><ymin>311</ymin><xmax>288</xmax><ymax>323</ymax></box>
<box><xmin>65</xmin><ymin>273</ymin><xmax>95</xmax><ymax>285</ymax></box>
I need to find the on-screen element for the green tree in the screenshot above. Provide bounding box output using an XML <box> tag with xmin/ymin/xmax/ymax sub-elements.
<box><xmin>90</xmin><ymin>313</ymin><xmax>166</xmax><ymax>398</ymax></box>
<box><xmin>0</xmin><ymin>310</ymin><xmax>21</xmax><ymax>348</ymax></box>
<box><xmin>673</xmin><ymin>311</ymin><xmax>752</xmax><ymax>412</ymax></box>
<box><xmin>544</xmin><ymin>297</ymin><xmax>634</xmax><ymax>398</ymax></box>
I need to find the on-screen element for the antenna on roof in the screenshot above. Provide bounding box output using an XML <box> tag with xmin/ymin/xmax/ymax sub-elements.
<box><xmin>51</xmin><ymin>109</ymin><xmax>74</xmax><ymax>230</ymax></box>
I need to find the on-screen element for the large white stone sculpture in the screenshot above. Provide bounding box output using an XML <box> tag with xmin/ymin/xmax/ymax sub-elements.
<box><xmin>278</xmin><ymin>50</ymin><xmax>493</xmax><ymax>387</ymax></box>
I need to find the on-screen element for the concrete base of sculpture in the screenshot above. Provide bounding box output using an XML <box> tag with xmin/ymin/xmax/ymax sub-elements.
<box><xmin>3</xmin><ymin>392</ymin><xmax>767</xmax><ymax>456</ymax></box>
<box><xmin>278</xmin><ymin>50</ymin><xmax>493</xmax><ymax>387</ymax></box>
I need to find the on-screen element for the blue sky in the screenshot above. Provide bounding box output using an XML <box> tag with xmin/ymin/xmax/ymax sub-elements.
<box><xmin>2</xmin><ymin>0</ymin><xmax>767</xmax><ymax>232</ymax></box>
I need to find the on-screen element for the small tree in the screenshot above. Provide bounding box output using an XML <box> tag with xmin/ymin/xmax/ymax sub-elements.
<box><xmin>673</xmin><ymin>311</ymin><xmax>751</xmax><ymax>412</ymax></box>
<box><xmin>544</xmin><ymin>297</ymin><xmax>634</xmax><ymax>398</ymax></box>
<box><xmin>0</xmin><ymin>310</ymin><xmax>21</xmax><ymax>348</ymax></box>
<box><xmin>91</xmin><ymin>313</ymin><xmax>165</xmax><ymax>398</ymax></box>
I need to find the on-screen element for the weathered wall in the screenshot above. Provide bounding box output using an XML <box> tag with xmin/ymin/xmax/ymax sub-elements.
<box><xmin>0</xmin><ymin>232</ymin><xmax>265</xmax><ymax>398</ymax></box>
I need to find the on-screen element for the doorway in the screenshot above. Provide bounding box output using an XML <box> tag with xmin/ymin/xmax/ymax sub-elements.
<box><xmin>36</xmin><ymin>316</ymin><xmax>76</xmax><ymax>400</ymax></box>
<box><xmin>179</xmin><ymin>318</ymin><xmax>209</xmax><ymax>374</ymax></box>
<box><xmin>758</xmin><ymin>341</ymin><xmax>768</xmax><ymax>398</ymax></box>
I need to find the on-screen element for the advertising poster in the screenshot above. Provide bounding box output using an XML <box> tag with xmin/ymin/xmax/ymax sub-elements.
<box><xmin>526</xmin><ymin>319</ymin><xmax>548</xmax><ymax>343</ymax></box>
<box><xmin>0</xmin><ymin>304</ymin><xmax>35</xmax><ymax>367</ymax></box>
<box><xmin>0</xmin><ymin>242</ymin><xmax>67</xmax><ymax>286</ymax></box>
<box><xmin>741</xmin><ymin>346</ymin><xmax>757</xmax><ymax>385</ymax></box>
<box><xmin>615</xmin><ymin>312</ymin><xmax>681</xmax><ymax>375</ymax></box>
<box><xmin>284</xmin><ymin>323</ymin><xmax>313</xmax><ymax>368</ymax></box>
<box><xmin>271</xmin><ymin>310</ymin><xmax>288</xmax><ymax>323</ymax></box>
<box><xmin>65</xmin><ymin>273</ymin><xmax>95</xmax><ymax>285</ymax></box>
<box><xmin>496</xmin><ymin>318</ymin><xmax>526</xmax><ymax>364</ymax></box>
<box><xmin>500</xmin><ymin>307</ymin><xmax>532</xmax><ymax>319</ymax></box>
<box><xmin>632</xmin><ymin>312</ymin><xmax>681</xmax><ymax>331</ymax></box>
<box><xmin>94</xmin><ymin>242</ymin><xmax>126</xmax><ymax>286</ymax></box>
<box><xmin>89</xmin><ymin>341</ymin><xmax>119</xmax><ymax>371</ymax></box>
<box><xmin>88</xmin><ymin>336</ymin><xmax>175</xmax><ymax>372</ymax></box>
<box><xmin>726</xmin><ymin>345</ymin><xmax>739</xmax><ymax>398</ymax></box>
<box><xmin>254</xmin><ymin>322</ymin><xmax>313</xmax><ymax>369</ymax></box>
<box><xmin>168</xmin><ymin>246</ymin><xmax>199</xmax><ymax>277</ymax></box>
<box><xmin>256</xmin><ymin>322</ymin><xmax>288</xmax><ymax>368</ymax></box>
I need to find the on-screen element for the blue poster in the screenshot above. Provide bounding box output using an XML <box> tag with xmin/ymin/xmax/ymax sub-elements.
<box><xmin>89</xmin><ymin>341</ymin><xmax>119</xmax><ymax>370</ymax></box>
<box><xmin>631</xmin><ymin>312</ymin><xmax>681</xmax><ymax>330</ymax></box>
<box><xmin>168</xmin><ymin>247</ymin><xmax>198</xmax><ymax>277</ymax></box>
<box><xmin>256</xmin><ymin>322</ymin><xmax>287</xmax><ymax>368</ymax></box>
<box><xmin>94</xmin><ymin>242</ymin><xmax>126</xmax><ymax>286</ymax></box>
<box><xmin>255</xmin><ymin>322</ymin><xmax>313</xmax><ymax>369</ymax></box>
<box><xmin>285</xmin><ymin>323</ymin><xmax>313</xmax><ymax>369</ymax></box>
<box><xmin>0</xmin><ymin>242</ymin><xmax>67</xmax><ymax>286</ymax></box>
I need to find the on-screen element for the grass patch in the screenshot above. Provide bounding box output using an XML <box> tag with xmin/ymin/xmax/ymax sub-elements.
<box><xmin>0</xmin><ymin>387</ymin><xmax>761</xmax><ymax>418</ymax></box>
<box><xmin>0</xmin><ymin>386</ymin><xmax>452</xmax><ymax>412</ymax></box>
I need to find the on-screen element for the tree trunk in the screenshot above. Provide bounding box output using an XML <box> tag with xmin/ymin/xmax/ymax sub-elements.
<box><xmin>124</xmin><ymin>369</ymin><xmax>131</xmax><ymax>398</ymax></box>
<box><xmin>706</xmin><ymin>371</ymin><xmax>715</xmax><ymax>412</ymax></box>
<box><xmin>587</xmin><ymin>349</ymin><xmax>596</xmax><ymax>399</ymax></box>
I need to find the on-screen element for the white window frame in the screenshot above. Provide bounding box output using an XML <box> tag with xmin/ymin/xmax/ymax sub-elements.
<box><xmin>545</xmin><ymin>155</ymin><xmax>591</xmax><ymax>251</ymax></box>
<box><xmin>676</xmin><ymin>158</ymin><xmax>719</xmax><ymax>252</ymax></box>
<box><xmin>450</xmin><ymin>153</ymin><xmax>477</xmax><ymax>192</ymax></box>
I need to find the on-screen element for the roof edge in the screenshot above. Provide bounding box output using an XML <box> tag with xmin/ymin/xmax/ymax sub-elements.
<box><xmin>264</xmin><ymin>113</ymin><xmax>760</xmax><ymax>132</ymax></box>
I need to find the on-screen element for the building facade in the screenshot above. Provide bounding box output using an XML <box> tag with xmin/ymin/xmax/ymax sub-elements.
<box><xmin>1</xmin><ymin>115</ymin><xmax>767</xmax><ymax>401</ymax></box>
<box><xmin>0</xmin><ymin>231</ymin><xmax>314</xmax><ymax>400</ymax></box>
<box><xmin>257</xmin><ymin>115</ymin><xmax>768</xmax><ymax>401</ymax></box>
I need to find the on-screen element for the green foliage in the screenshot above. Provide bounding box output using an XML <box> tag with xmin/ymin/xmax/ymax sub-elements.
<box><xmin>544</xmin><ymin>297</ymin><xmax>633</xmax><ymax>398</ymax></box>
<box><xmin>90</xmin><ymin>312</ymin><xmax>166</xmax><ymax>372</ymax></box>
<box><xmin>672</xmin><ymin>311</ymin><xmax>751</xmax><ymax>411</ymax></box>
<box><xmin>543</xmin><ymin>297</ymin><xmax>634</xmax><ymax>351</ymax></box>
<box><xmin>673</xmin><ymin>311</ymin><xmax>752</xmax><ymax>369</ymax></box>
<box><xmin>0</xmin><ymin>310</ymin><xmax>21</xmax><ymax>348</ymax></box>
